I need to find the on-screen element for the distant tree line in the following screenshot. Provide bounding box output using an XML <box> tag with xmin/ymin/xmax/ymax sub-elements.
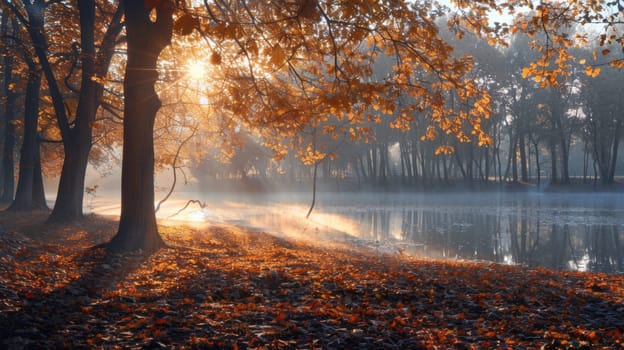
<box><xmin>191</xmin><ymin>30</ymin><xmax>624</xmax><ymax>190</ymax></box>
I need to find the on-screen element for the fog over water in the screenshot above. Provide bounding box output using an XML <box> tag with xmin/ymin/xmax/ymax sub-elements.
<box><xmin>86</xmin><ymin>191</ymin><xmax>624</xmax><ymax>274</ymax></box>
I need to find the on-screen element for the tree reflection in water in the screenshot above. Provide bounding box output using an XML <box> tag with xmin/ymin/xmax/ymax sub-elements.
<box><xmin>351</xmin><ymin>204</ymin><xmax>623</xmax><ymax>273</ymax></box>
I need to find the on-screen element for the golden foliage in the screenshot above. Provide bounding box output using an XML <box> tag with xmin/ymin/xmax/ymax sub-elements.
<box><xmin>153</xmin><ymin>0</ymin><xmax>621</xmax><ymax>165</ymax></box>
<box><xmin>155</xmin><ymin>0</ymin><xmax>502</xmax><ymax>161</ymax></box>
<box><xmin>454</xmin><ymin>0</ymin><xmax>622</xmax><ymax>86</ymax></box>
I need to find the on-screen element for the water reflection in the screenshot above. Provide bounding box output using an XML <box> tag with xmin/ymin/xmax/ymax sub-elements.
<box><xmin>327</xmin><ymin>195</ymin><xmax>623</xmax><ymax>274</ymax></box>
<box><xmin>89</xmin><ymin>191</ymin><xmax>624</xmax><ymax>274</ymax></box>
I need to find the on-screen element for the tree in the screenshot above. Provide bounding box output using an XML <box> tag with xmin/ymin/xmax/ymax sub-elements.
<box><xmin>8</xmin><ymin>41</ymin><xmax>47</xmax><ymax>211</ymax></box>
<box><xmin>0</xmin><ymin>11</ymin><xmax>17</xmax><ymax>204</ymax></box>
<box><xmin>503</xmin><ymin>34</ymin><xmax>540</xmax><ymax>184</ymax></box>
<box><xmin>578</xmin><ymin>49</ymin><xmax>624</xmax><ymax>185</ymax></box>
<box><xmin>106</xmin><ymin>0</ymin><xmax>174</xmax><ymax>253</ymax></box>
<box><xmin>47</xmin><ymin>0</ymin><xmax>124</xmax><ymax>222</ymax></box>
<box><xmin>1</xmin><ymin>0</ymin><xmax>124</xmax><ymax>220</ymax></box>
<box><xmin>99</xmin><ymin>0</ymin><xmax>495</xmax><ymax>252</ymax></box>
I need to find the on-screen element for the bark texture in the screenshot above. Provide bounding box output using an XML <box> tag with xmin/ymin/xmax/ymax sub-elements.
<box><xmin>107</xmin><ymin>1</ymin><xmax>174</xmax><ymax>253</ymax></box>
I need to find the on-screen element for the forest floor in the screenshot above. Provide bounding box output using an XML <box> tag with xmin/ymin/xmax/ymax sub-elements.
<box><xmin>0</xmin><ymin>211</ymin><xmax>623</xmax><ymax>349</ymax></box>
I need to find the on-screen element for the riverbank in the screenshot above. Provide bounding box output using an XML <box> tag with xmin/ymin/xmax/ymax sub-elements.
<box><xmin>1</xmin><ymin>211</ymin><xmax>623</xmax><ymax>349</ymax></box>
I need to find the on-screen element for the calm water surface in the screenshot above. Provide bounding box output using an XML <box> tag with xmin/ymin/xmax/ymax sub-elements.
<box><xmin>92</xmin><ymin>191</ymin><xmax>624</xmax><ymax>274</ymax></box>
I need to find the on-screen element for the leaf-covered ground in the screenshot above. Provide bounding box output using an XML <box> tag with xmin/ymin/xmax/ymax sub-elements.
<box><xmin>1</xmin><ymin>211</ymin><xmax>623</xmax><ymax>349</ymax></box>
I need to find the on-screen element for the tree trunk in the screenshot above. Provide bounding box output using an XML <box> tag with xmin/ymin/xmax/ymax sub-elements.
<box><xmin>495</xmin><ymin>129</ymin><xmax>503</xmax><ymax>182</ymax></box>
<box><xmin>419</xmin><ymin>143</ymin><xmax>428</xmax><ymax>184</ymax></box>
<box><xmin>32</xmin><ymin>140</ymin><xmax>47</xmax><ymax>208</ymax></box>
<box><xmin>7</xmin><ymin>0</ymin><xmax>124</xmax><ymax>221</ymax></box>
<box><xmin>107</xmin><ymin>0</ymin><xmax>173</xmax><ymax>253</ymax></box>
<box><xmin>559</xmin><ymin>130</ymin><xmax>570</xmax><ymax>184</ymax></box>
<box><xmin>484</xmin><ymin>147</ymin><xmax>490</xmax><ymax>183</ymax></box>
<box><xmin>503</xmin><ymin>127</ymin><xmax>513</xmax><ymax>181</ymax></box>
<box><xmin>357</xmin><ymin>154</ymin><xmax>367</xmax><ymax>181</ymax></box>
<box><xmin>403</xmin><ymin>141</ymin><xmax>413</xmax><ymax>181</ymax></box>
<box><xmin>552</xmin><ymin>104</ymin><xmax>570</xmax><ymax>184</ymax></box>
<box><xmin>550</xmin><ymin>141</ymin><xmax>558</xmax><ymax>184</ymax></box>
<box><xmin>399</xmin><ymin>141</ymin><xmax>408</xmax><ymax>183</ymax></box>
<box><xmin>353</xmin><ymin>155</ymin><xmax>362</xmax><ymax>185</ymax></box>
<box><xmin>467</xmin><ymin>144</ymin><xmax>474</xmax><ymax>183</ymax></box>
<box><xmin>47</xmin><ymin>2</ymin><xmax>123</xmax><ymax>221</ymax></box>
<box><xmin>378</xmin><ymin>144</ymin><xmax>388</xmax><ymax>184</ymax></box>
<box><xmin>442</xmin><ymin>154</ymin><xmax>449</xmax><ymax>182</ymax></box>
<box><xmin>369</xmin><ymin>147</ymin><xmax>376</xmax><ymax>183</ymax></box>
<box><xmin>46</xmin><ymin>0</ymin><xmax>97</xmax><ymax>221</ymax></box>
<box><xmin>0</xmin><ymin>102</ymin><xmax>15</xmax><ymax>203</ymax></box>
<box><xmin>410</xmin><ymin>141</ymin><xmax>419</xmax><ymax>183</ymax></box>
<box><xmin>306</xmin><ymin>161</ymin><xmax>318</xmax><ymax>219</ymax></box>
<box><xmin>588</xmin><ymin>118</ymin><xmax>609</xmax><ymax>184</ymax></box>
<box><xmin>582</xmin><ymin>147</ymin><xmax>589</xmax><ymax>183</ymax></box>
<box><xmin>453</xmin><ymin>148</ymin><xmax>468</xmax><ymax>180</ymax></box>
<box><xmin>1</xmin><ymin>15</ymin><xmax>16</xmax><ymax>203</ymax></box>
<box><xmin>511</xmin><ymin>135</ymin><xmax>518</xmax><ymax>182</ymax></box>
<box><xmin>607</xmin><ymin>120</ymin><xmax>621</xmax><ymax>183</ymax></box>
<box><xmin>9</xmin><ymin>67</ymin><xmax>45</xmax><ymax>211</ymax></box>
<box><xmin>531</xmin><ymin>137</ymin><xmax>541</xmax><ymax>188</ymax></box>
<box><xmin>519</xmin><ymin>132</ymin><xmax>528</xmax><ymax>182</ymax></box>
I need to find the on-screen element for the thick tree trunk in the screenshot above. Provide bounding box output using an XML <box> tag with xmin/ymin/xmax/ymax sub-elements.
<box><xmin>47</xmin><ymin>0</ymin><xmax>97</xmax><ymax>222</ymax></box>
<box><xmin>1</xmin><ymin>15</ymin><xmax>16</xmax><ymax>203</ymax></box>
<box><xmin>9</xmin><ymin>68</ymin><xmax>45</xmax><ymax>211</ymax></box>
<box><xmin>47</xmin><ymin>136</ymin><xmax>92</xmax><ymax>221</ymax></box>
<box><xmin>107</xmin><ymin>0</ymin><xmax>173</xmax><ymax>253</ymax></box>
<box><xmin>31</xmin><ymin>141</ymin><xmax>47</xmax><ymax>208</ymax></box>
<box><xmin>23</xmin><ymin>0</ymin><xmax>79</xmax><ymax>216</ymax></box>
<box><xmin>10</xmin><ymin>0</ymin><xmax>123</xmax><ymax>221</ymax></box>
<box><xmin>0</xmin><ymin>105</ymin><xmax>15</xmax><ymax>203</ymax></box>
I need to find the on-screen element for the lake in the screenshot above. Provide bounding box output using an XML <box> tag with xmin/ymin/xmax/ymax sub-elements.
<box><xmin>90</xmin><ymin>191</ymin><xmax>624</xmax><ymax>274</ymax></box>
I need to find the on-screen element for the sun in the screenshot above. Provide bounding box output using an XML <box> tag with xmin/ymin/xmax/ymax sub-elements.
<box><xmin>186</xmin><ymin>60</ymin><xmax>207</xmax><ymax>80</ymax></box>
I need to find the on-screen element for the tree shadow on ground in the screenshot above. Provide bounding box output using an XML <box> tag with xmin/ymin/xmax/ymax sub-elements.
<box><xmin>0</xmin><ymin>243</ymin><xmax>151</xmax><ymax>348</ymax></box>
<box><xmin>0</xmin><ymin>211</ymin><xmax>152</xmax><ymax>348</ymax></box>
